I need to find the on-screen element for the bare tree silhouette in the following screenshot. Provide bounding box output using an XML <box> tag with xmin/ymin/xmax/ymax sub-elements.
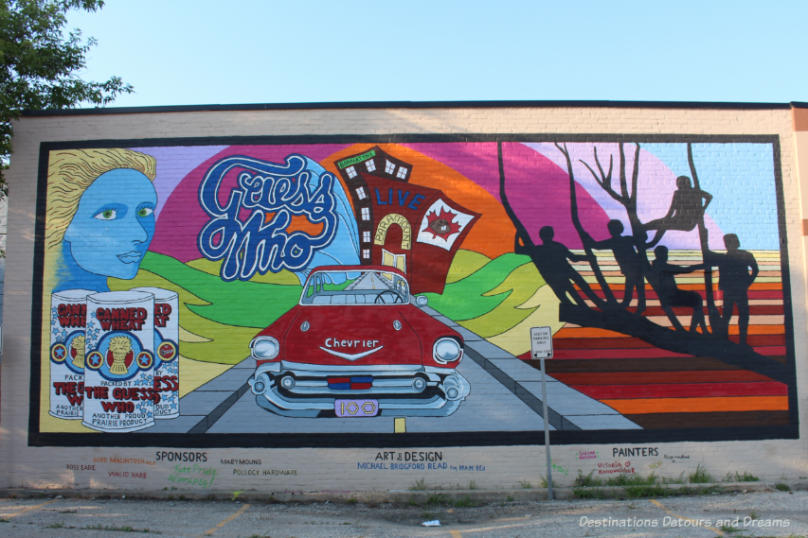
<box><xmin>687</xmin><ymin>143</ymin><xmax>722</xmax><ymax>332</ymax></box>
<box><xmin>497</xmin><ymin>141</ymin><xmax>788</xmax><ymax>384</ymax></box>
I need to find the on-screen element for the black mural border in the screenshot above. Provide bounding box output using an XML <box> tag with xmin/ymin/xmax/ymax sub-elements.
<box><xmin>28</xmin><ymin>133</ymin><xmax>799</xmax><ymax>447</ymax></box>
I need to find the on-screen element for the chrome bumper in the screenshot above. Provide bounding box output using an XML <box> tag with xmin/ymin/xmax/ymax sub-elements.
<box><xmin>248</xmin><ymin>366</ymin><xmax>470</xmax><ymax>418</ymax></box>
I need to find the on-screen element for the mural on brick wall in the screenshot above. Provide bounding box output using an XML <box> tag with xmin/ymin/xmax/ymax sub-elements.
<box><xmin>30</xmin><ymin>137</ymin><xmax>798</xmax><ymax>446</ymax></box>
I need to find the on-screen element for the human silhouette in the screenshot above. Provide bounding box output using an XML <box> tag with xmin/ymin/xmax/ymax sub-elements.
<box><xmin>644</xmin><ymin>175</ymin><xmax>712</xmax><ymax>247</ymax></box>
<box><xmin>705</xmin><ymin>233</ymin><xmax>759</xmax><ymax>345</ymax></box>
<box><xmin>649</xmin><ymin>246</ymin><xmax>707</xmax><ymax>333</ymax></box>
<box><xmin>584</xmin><ymin>220</ymin><xmax>646</xmax><ymax>313</ymax></box>
<box><xmin>515</xmin><ymin>226</ymin><xmax>600</xmax><ymax>307</ymax></box>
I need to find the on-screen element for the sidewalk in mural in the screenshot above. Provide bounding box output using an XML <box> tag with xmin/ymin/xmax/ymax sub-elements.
<box><xmin>144</xmin><ymin>306</ymin><xmax>640</xmax><ymax>434</ymax></box>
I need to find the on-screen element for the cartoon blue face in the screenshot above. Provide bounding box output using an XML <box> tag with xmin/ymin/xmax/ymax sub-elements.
<box><xmin>63</xmin><ymin>168</ymin><xmax>157</xmax><ymax>280</ymax></box>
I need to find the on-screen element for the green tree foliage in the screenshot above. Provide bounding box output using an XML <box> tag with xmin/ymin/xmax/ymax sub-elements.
<box><xmin>0</xmin><ymin>0</ymin><xmax>132</xmax><ymax>194</ymax></box>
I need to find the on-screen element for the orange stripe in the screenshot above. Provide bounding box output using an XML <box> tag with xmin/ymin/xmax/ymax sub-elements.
<box><xmin>556</xmin><ymin>323</ymin><xmax>785</xmax><ymax>339</ymax></box>
<box><xmin>666</xmin><ymin>283</ymin><xmax>782</xmax><ymax>291</ymax></box>
<box><xmin>556</xmin><ymin>325</ymin><xmax>657</xmax><ymax>339</ymax></box>
<box><xmin>555</xmin><ymin>327</ymin><xmax>631</xmax><ymax>339</ymax></box>
<box><xmin>601</xmin><ymin>396</ymin><xmax>788</xmax><ymax>414</ymax></box>
<box><xmin>724</xmin><ymin>325</ymin><xmax>785</xmax><ymax>335</ymax></box>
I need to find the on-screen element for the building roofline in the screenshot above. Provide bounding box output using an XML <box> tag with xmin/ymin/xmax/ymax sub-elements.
<box><xmin>21</xmin><ymin>99</ymin><xmax>799</xmax><ymax>117</ymax></box>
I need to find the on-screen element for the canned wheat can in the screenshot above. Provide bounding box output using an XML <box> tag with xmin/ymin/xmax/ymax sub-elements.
<box><xmin>82</xmin><ymin>290</ymin><xmax>156</xmax><ymax>432</ymax></box>
<box><xmin>49</xmin><ymin>289</ymin><xmax>93</xmax><ymax>419</ymax></box>
<box><xmin>132</xmin><ymin>286</ymin><xmax>180</xmax><ymax>419</ymax></box>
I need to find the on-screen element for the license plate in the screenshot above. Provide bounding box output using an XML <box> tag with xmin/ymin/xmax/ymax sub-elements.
<box><xmin>335</xmin><ymin>399</ymin><xmax>378</xmax><ymax>417</ymax></box>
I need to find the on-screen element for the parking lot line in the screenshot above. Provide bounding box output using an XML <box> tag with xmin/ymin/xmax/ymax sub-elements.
<box><xmin>650</xmin><ymin>499</ymin><xmax>725</xmax><ymax>536</ymax></box>
<box><xmin>1</xmin><ymin>499</ymin><xmax>57</xmax><ymax>519</ymax></box>
<box><xmin>202</xmin><ymin>503</ymin><xmax>251</xmax><ymax>535</ymax></box>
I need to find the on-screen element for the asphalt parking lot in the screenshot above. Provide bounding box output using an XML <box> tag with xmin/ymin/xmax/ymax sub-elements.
<box><xmin>0</xmin><ymin>488</ymin><xmax>806</xmax><ymax>537</ymax></box>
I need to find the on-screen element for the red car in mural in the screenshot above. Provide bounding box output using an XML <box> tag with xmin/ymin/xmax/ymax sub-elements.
<box><xmin>247</xmin><ymin>265</ymin><xmax>470</xmax><ymax>417</ymax></box>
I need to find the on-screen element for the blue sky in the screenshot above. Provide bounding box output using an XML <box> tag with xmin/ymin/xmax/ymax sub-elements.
<box><xmin>67</xmin><ymin>0</ymin><xmax>808</xmax><ymax>107</ymax></box>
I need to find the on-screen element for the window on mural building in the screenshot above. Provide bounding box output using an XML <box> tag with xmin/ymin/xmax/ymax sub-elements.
<box><xmin>346</xmin><ymin>166</ymin><xmax>357</xmax><ymax>178</ymax></box>
<box><xmin>355</xmin><ymin>186</ymin><xmax>367</xmax><ymax>200</ymax></box>
<box><xmin>385</xmin><ymin>159</ymin><xmax>396</xmax><ymax>174</ymax></box>
<box><xmin>365</xmin><ymin>160</ymin><xmax>376</xmax><ymax>172</ymax></box>
<box><xmin>396</xmin><ymin>166</ymin><xmax>409</xmax><ymax>179</ymax></box>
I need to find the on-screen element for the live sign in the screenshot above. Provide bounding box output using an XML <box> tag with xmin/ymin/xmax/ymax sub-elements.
<box><xmin>530</xmin><ymin>326</ymin><xmax>553</xmax><ymax>359</ymax></box>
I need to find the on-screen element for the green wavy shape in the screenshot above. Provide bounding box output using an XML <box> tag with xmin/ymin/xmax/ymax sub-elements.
<box><xmin>138</xmin><ymin>252</ymin><xmax>301</xmax><ymax>328</ymax></box>
<box><xmin>460</xmin><ymin>260</ymin><xmax>544</xmax><ymax>337</ymax></box>
<box><xmin>107</xmin><ymin>251</ymin><xmax>548</xmax><ymax>364</ymax></box>
<box><xmin>423</xmin><ymin>253</ymin><xmax>529</xmax><ymax>321</ymax></box>
<box><xmin>445</xmin><ymin>250</ymin><xmax>492</xmax><ymax>283</ymax></box>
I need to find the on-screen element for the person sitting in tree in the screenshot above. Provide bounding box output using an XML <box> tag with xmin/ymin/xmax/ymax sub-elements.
<box><xmin>644</xmin><ymin>175</ymin><xmax>712</xmax><ymax>247</ymax></box>
<box><xmin>584</xmin><ymin>219</ymin><xmax>646</xmax><ymax>313</ymax></box>
<box><xmin>515</xmin><ymin>226</ymin><xmax>600</xmax><ymax>307</ymax></box>
<box><xmin>648</xmin><ymin>245</ymin><xmax>707</xmax><ymax>333</ymax></box>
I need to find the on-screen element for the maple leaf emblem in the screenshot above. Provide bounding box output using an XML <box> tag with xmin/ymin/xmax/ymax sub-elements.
<box><xmin>422</xmin><ymin>207</ymin><xmax>461</xmax><ymax>239</ymax></box>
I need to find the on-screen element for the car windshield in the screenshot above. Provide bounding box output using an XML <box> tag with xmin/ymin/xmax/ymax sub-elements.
<box><xmin>301</xmin><ymin>269</ymin><xmax>410</xmax><ymax>305</ymax></box>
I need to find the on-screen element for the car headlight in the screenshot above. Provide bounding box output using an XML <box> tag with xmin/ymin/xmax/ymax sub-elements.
<box><xmin>433</xmin><ymin>337</ymin><xmax>462</xmax><ymax>364</ymax></box>
<box><xmin>251</xmin><ymin>336</ymin><xmax>280</xmax><ymax>360</ymax></box>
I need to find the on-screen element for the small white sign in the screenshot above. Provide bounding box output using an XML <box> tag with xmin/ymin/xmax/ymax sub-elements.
<box><xmin>530</xmin><ymin>326</ymin><xmax>553</xmax><ymax>359</ymax></box>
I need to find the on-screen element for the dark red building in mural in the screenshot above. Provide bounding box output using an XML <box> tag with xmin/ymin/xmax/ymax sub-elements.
<box><xmin>335</xmin><ymin>147</ymin><xmax>478</xmax><ymax>294</ymax></box>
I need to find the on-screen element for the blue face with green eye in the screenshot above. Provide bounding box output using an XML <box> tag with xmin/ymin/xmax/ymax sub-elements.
<box><xmin>60</xmin><ymin>168</ymin><xmax>157</xmax><ymax>289</ymax></box>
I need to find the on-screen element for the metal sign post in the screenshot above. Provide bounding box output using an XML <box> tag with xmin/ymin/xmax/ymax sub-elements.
<box><xmin>530</xmin><ymin>326</ymin><xmax>554</xmax><ymax>500</ymax></box>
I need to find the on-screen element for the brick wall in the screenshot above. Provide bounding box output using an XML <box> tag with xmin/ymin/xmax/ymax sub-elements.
<box><xmin>1</xmin><ymin>103</ymin><xmax>805</xmax><ymax>494</ymax></box>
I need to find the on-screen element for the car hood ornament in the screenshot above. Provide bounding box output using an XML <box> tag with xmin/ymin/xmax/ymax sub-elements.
<box><xmin>319</xmin><ymin>345</ymin><xmax>384</xmax><ymax>361</ymax></box>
